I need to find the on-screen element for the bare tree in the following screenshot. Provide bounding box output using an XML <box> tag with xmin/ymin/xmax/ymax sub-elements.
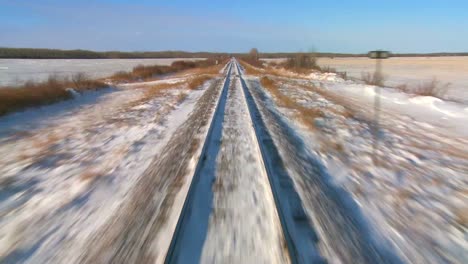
<box><xmin>249</xmin><ymin>48</ymin><xmax>259</xmax><ymax>61</ymax></box>
<box><xmin>286</xmin><ymin>52</ymin><xmax>317</xmax><ymax>69</ymax></box>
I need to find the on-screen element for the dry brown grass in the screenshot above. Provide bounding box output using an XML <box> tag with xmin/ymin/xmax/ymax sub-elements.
<box><xmin>262</xmin><ymin>78</ymin><xmax>357</xmax><ymax>155</ymax></box>
<box><xmin>239</xmin><ymin>60</ymin><xmax>264</xmax><ymax>75</ymax></box>
<box><xmin>32</xmin><ymin>132</ymin><xmax>61</xmax><ymax>150</ymax></box>
<box><xmin>260</xmin><ymin>77</ymin><xmax>323</xmax><ymax>130</ymax></box>
<box><xmin>110</xmin><ymin>71</ymin><xmax>134</xmax><ymax>81</ymax></box>
<box><xmin>127</xmin><ymin>75</ymin><xmax>215</xmax><ymax>109</ymax></box>
<box><xmin>454</xmin><ymin>207</ymin><xmax>468</xmax><ymax>227</ymax></box>
<box><xmin>284</xmin><ymin>53</ymin><xmax>318</xmax><ymax>70</ymax></box>
<box><xmin>143</xmin><ymin>75</ymin><xmax>213</xmax><ymax>98</ymax></box>
<box><xmin>397</xmin><ymin>78</ymin><xmax>449</xmax><ymax>99</ymax></box>
<box><xmin>0</xmin><ymin>74</ymin><xmax>106</xmax><ymax>116</ymax></box>
<box><xmin>109</xmin><ymin>59</ymin><xmax>223</xmax><ymax>83</ymax></box>
<box><xmin>298</xmin><ymin>81</ymin><xmax>468</xmax><ymax>163</ymax></box>
<box><xmin>319</xmin><ymin>138</ymin><xmax>345</xmax><ymax>152</ymax></box>
<box><xmin>141</xmin><ymin>83</ymin><xmax>176</xmax><ymax>100</ymax></box>
<box><xmin>187</xmin><ymin>75</ymin><xmax>213</xmax><ymax>90</ymax></box>
<box><xmin>293</xmin><ymin>82</ymin><xmax>356</xmax><ymax>119</ymax></box>
<box><xmin>361</xmin><ymin>71</ymin><xmax>385</xmax><ymax>86</ymax></box>
<box><xmin>260</xmin><ymin>77</ymin><xmax>295</xmax><ymax>108</ymax></box>
<box><xmin>259</xmin><ymin>76</ymin><xmax>276</xmax><ymax>90</ymax></box>
<box><xmin>240</xmin><ymin>59</ymin><xmax>310</xmax><ymax>79</ymax></box>
<box><xmin>80</xmin><ymin>169</ymin><xmax>103</xmax><ymax>181</ymax></box>
<box><xmin>176</xmin><ymin>62</ymin><xmax>225</xmax><ymax>76</ymax></box>
<box><xmin>395</xmin><ymin>189</ymin><xmax>414</xmax><ymax>205</ymax></box>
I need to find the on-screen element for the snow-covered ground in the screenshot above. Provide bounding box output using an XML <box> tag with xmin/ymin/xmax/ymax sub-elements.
<box><xmin>249</xmin><ymin>68</ymin><xmax>468</xmax><ymax>263</ymax></box>
<box><xmin>317</xmin><ymin>56</ymin><xmax>468</xmax><ymax>103</ymax></box>
<box><xmin>200</xmin><ymin>68</ymin><xmax>288</xmax><ymax>263</ymax></box>
<box><xmin>2</xmin><ymin>58</ymin><xmax>466</xmax><ymax>263</ymax></box>
<box><xmin>165</xmin><ymin>61</ymin><xmax>290</xmax><ymax>263</ymax></box>
<box><xmin>0</xmin><ymin>58</ymin><xmax>203</xmax><ymax>86</ymax></box>
<box><xmin>0</xmin><ymin>73</ymin><xmax>214</xmax><ymax>263</ymax></box>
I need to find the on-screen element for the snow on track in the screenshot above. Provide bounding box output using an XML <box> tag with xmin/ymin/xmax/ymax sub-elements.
<box><xmin>237</xmin><ymin>63</ymin><xmax>325</xmax><ymax>264</ymax></box>
<box><xmin>200</xmin><ymin>65</ymin><xmax>288</xmax><ymax>263</ymax></box>
<box><xmin>166</xmin><ymin>60</ymin><xmax>289</xmax><ymax>263</ymax></box>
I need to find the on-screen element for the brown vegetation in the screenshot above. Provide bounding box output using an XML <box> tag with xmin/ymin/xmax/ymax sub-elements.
<box><xmin>454</xmin><ymin>207</ymin><xmax>468</xmax><ymax>228</ymax></box>
<box><xmin>109</xmin><ymin>59</ymin><xmax>221</xmax><ymax>82</ymax></box>
<box><xmin>80</xmin><ymin>169</ymin><xmax>103</xmax><ymax>181</ymax></box>
<box><xmin>0</xmin><ymin>74</ymin><xmax>106</xmax><ymax>116</ymax></box>
<box><xmin>239</xmin><ymin>60</ymin><xmax>296</xmax><ymax>78</ymax></box>
<box><xmin>319</xmin><ymin>66</ymin><xmax>348</xmax><ymax>79</ymax></box>
<box><xmin>237</xmin><ymin>48</ymin><xmax>263</xmax><ymax>68</ymax></box>
<box><xmin>175</xmin><ymin>60</ymin><xmax>227</xmax><ymax>76</ymax></box>
<box><xmin>396</xmin><ymin>78</ymin><xmax>449</xmax><ymax>99</ymax></box>
<box><xmin>260</xmin><ymin>76</ymin><xmax>323</xmax><ymax>130</ymax></box>
<box><xmin>142</xmin><ymin>82</ymin><xmax>178</xmax><ymax>100</ymax></box>
<box><xmin>284</xmin><ymin>53</ymin><xmax>319</xmax><ymax>71</ymax></box>
<box><xmin>361</xmin><ymin>71</ymin><xmax>385</xmax><ymax>86</ymax></box>
<box><xmin>130</xmin><ymin>74</ymin><xmax>215</xmax><ymax>108</ymax></box>
<box><xmin>187</xmin><ymin>75</ymin><xmax>213</xmax><ymax>90</ymax></box>
<box><xmin>238</xmin><ymin>60</ymin><xmax>264</xmax><ymax>75</ymax></box>
<box><xmin>0</xmin><ymin>59</ymin><xmax>225</xmax><ymax>116</ymax></box>
<box><xmin>243</xmin><ymin>60</ymin><xmax>355</xmax><ymax>122</ymax></box>
<box><xmin>260</xmin><ymin>77</ymin><xmax>300</xmax><ymax>109</ymax></box>
<box><xmin>241</xmin><ymin>54</ymin><xmax>332</xmax><ymax>77</ymax></box>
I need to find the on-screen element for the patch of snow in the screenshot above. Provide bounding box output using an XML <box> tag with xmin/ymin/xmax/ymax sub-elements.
<box><xmin>118</xmin><ymin>77</ymin><xmax>187</xmax><ymax>88</ymax></box>
<box><xmin>200</xmin><ymin>73</ymin><xmax>288</xmax><ymax>263</ymax></box>
<box><xmin>0</xmin><ymin>76</ymin><xmax>209</xmax><ymax>263</ymax></box>
<box><xmin>264</xmin><ymin>75</ymin><xmax>468</xmax><ymax>263</ymax></box>
<box><xmin>0</xmin><ymin>58</ymin><xmax>204</xmax><ymax>86</ymax></box>
<box><xmin>65</xmin><ymin>88</ymin><xmax>80</xmax><ymax>97</ymax></box>
<box><xmin>316</xmin><ymin>56</ymin><xmax>468</xmax><ymax>103</ymax></box>
<box><xmin>307</xmin><ymin>73</ymin><xmax>468</xmax><ymax>137</ymax></box>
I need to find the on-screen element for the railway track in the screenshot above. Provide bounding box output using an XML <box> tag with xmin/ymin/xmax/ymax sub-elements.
<box><xmin>163</xmin><ymin>60</ymin><xmax>234</xmax><ymax>263</ymax></box>
<box><xmin>164</xmin><ymin>59</ymin><xmax>323</xmax><ymax>263</ymax></box>
<box><xmin>235</xmin><ymin>62</ymin><xmax>324</xmax><ymax>263</ymax></box>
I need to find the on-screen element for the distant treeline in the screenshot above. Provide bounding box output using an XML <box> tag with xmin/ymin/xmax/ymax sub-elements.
<box><xmin>0</xmin><ymin>48</ymin><xmax>225</xmax><ymax>59</ymax></box>
<box><xmin>1</xmin><ymin>47</ymin><xmax>467</xmax><ymax>59</ymax></box>
<box><xmin>259</xmin><ymin>52</ymin><xmax>468</xmax><ymax>58</ymax></box>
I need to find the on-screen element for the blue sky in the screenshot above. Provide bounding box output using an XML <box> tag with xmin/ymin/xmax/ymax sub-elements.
<box><xmin>0</xmin><ymin>0</ymin><xmax>467</xmax><ymax>53</ymax></box>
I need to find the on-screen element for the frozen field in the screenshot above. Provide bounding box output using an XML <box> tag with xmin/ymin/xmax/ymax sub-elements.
<box><xmin>317</xmin><ymin>56</ymin><xmax>468</xmax><ymax>103</ymax></box>
<box><xmin>1</xmin><ymin>59</ymin><xmax>466</xmax><ymax>263</ymax></box>
<box><xmin>0</xmin><ymin>58</ymin><xmax>202</xmax><ymax>86</ymax></box>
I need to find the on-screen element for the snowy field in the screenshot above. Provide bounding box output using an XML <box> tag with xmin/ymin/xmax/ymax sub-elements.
<box><xmin>0</xmin><ymin>65</ymin><xmax>222</xmax><ymax>262</ymax></box>
<box><xmin>1</xmin><ymin>59</ymin><xmax>466</xmax><ymax>263</ymax></box>
<box><xmin>0</xmin><ymin>58</ymin><xmax>203</xmax><ymax>86</ymax></box>
<box><xmin>246</xmin><ymin>65</ymin><xmax>468</xmax><ymax>263</ymax></box>
<box><xmin>316</xmin><ymin>56</ymin><xmax>468</xmax><ymax>103</ymax></box>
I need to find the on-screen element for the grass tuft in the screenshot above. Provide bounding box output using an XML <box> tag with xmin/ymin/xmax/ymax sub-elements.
<box><xmin>0</xmin><ymin>74</ymin><xmax>106</xmax><ymax>116</ymax></box>
<box><xmin>187</xmin><ymin>75</ymin><xmax>213</xmax><ymax>90</ymax></box>
<box><xmin>109</xmin><ymin>59</ymin><xmax>224</xmax><ymax>82</ymax></box>
<box><xmin>260</xmin><ymin>76</ymin><xmax>323</xmax><ymax>130</ymax></box>
<box><xmin>397</xmin><ymin>78</ymin><xmax>449</xmax><ymax>99</ymax></box>
<box><xmin>361</xmin><ymin>71</ymin><xmax>385</xmax><ymax>86</ymax></box>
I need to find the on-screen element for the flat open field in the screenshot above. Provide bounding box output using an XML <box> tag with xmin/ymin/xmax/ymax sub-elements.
<box><xmin>0</xmin><ymin>58</ymin><xmax>202</xmax><ymax>86</ymax></box>
<box><xmin>0</xmin><ymin>59</ymin><xmax>466</xmax><ymax>264</ymax></box>
<box><xmin>317</xmin><ymin>56</ymin><xmax>468</xmax><ymax>103</ymax></box>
